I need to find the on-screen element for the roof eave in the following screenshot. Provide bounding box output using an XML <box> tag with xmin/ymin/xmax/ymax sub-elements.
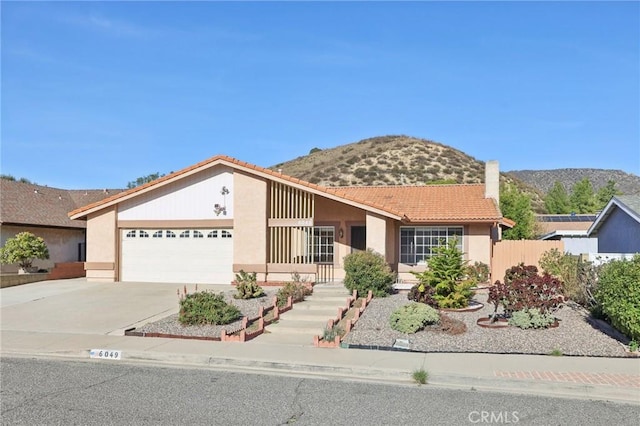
<box><xmin>68</xmin><ymin>155</ymin><xmax>405</xmax><ymax>221</ymax></box>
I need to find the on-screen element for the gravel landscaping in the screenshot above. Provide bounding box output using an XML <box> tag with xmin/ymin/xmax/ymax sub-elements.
<box><xmin>132</xmin><ymin>286</ymin><xmax>632</xmax><ymax>358</ymax></box>
<box><xmin>134</xmin><ymin>288</ymin><xmax>279</xmax><ymax>338</ymax></box>
<box><xmin>342</xmin><ymin>289</ymin><xmax>632</xmax><ymax>357</ymax></box>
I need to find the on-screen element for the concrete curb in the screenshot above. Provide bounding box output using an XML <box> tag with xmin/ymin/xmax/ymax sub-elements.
<box><xmin>4</xmin><ymin>348</ymin><xmax>639</xmax><ymax>405</ymax></box>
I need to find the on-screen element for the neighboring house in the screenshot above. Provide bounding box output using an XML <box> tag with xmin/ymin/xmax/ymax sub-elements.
<box><xmin>537</xmin><ymin>214</ymin><xmax>598</xmax><ymax>255</ymax></box>
<box><xmin>0</xmin><ymin>180</ymin><xmax>122</xmax><ymax>273</ymax></box>
<box><xmin>69</xmin><ymin>156</ymin><xmax>513</xmax><ymax>284</ymax></box>
<box><xmin>587</xmin><ymin>195</ymin><xmax>640</xmax><ymax>254</ymax></box>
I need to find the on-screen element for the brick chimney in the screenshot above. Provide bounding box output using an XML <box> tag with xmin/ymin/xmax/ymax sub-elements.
<box><xmin>485</xmin><ymin>160</ymin><xmax>499</xmax><ymax>204</ymax></box>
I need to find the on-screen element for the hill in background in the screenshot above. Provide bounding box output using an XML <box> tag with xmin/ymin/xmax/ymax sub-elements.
<box><xmin>506</xmin><ymin>169</ymin><xmax>640</xmax><ymax>195</ymax></box>
<box><xmin>272</xmin><ymin>135</ymin><xmax>546</xmax><ymax>211</ymax></box>
<box><xmin>272</xmin><ymin>135</ymin><xmax>640</xmax><ymax>213</ymax></box>
<box><xmin>274</xmin><ymin>135</ymin><xmax>489</xmax><ymax>186</ymax></box>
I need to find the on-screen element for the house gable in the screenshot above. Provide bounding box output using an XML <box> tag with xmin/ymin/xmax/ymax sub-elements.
<box><xmin>588</xmin><ymin>195</ymin><xmax>640</xmax><ymax>254</ymax></box>
<box><xmin>118</xmin><ymin>167</ymin><xmax>234</xmax><ymax>221</ymax></box>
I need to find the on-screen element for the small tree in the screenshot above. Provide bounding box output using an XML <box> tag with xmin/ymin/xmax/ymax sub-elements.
<box><xmin>127</xmin><ymin>173</ymin><xmax>164</xmax><ymax>189</ymax></box>
<box><xmin>500</xmin><ymin>184</ymin><xmax>535</xmax><ymax>240</ymax></box>
<box><xmin>411</xmin><ymin>239</ymin><xmax>475</xmax><ymax>309</ymax></box>
<box><xmin>570</xmin><ymin>178</ymin><xmax>598</xmax><ymax>214</ymax></box>
<box><xmin>0</xmin><ymin>232</ymin><xmax>50</xmax><ymax>270</ymax></box>
<box><xmin>545</xmin><ymin>181</ymin><xmax>571</xmax><ymax>214</ymax></box>
<box><xmin>596</xmin><ymin>180</ymin><xmax>621</xmax><ymax>210</ymax></box>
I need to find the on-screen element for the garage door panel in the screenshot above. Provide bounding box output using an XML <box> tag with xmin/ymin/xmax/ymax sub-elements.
<box><xmin>121</xmin><ymin>229</ymin><xmax>234</xmax><ymax>284</ymax></box>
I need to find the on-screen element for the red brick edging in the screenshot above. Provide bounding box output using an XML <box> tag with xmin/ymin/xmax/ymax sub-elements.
<box><xmin>494</xmin><ymin>371</ymin><xmax>640</xmax><ymax>388</ymax></box>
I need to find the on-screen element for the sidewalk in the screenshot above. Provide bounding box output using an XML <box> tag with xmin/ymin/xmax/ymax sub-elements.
<box><xmin>1</xmin><ymin>278</ymin><xmax>639</xmax><ymax>405</ymax></box>
<box><xmin>2</xmin><ymin>329</ymin><xmax>639</xmax><ymax>405</ymax></box>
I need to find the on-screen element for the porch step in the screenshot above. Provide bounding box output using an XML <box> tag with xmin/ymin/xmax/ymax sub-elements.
<box><xmin>292</xmin><ymin>301</ymin><xmax>349</xmax><ymax>311</ymax></box>
<box><xmin>266</xmin><ymin>319</ymin><xmax>328</xmax><ymax>335</ymax></box>
<box><xmin>280</xmin><ymin>309</ymin><xmax>340</xmax><ymax>322</ymax></box>
<box><xmin>304</xmin><ymin>294</ymin><xmax>351</xmax><ymax>303</ymax></box>
<box><xmin>262</xmin><ymin>283</ymin><xmax>350</xmax><ymax>343</ymax></box>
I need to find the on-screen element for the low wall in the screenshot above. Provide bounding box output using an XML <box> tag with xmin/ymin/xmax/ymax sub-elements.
<box><xmin>48</xmin><ymin>262</ymin><xmax>86</xmax><ymax>280</ymax></box>
<box><xmin>0</xmin><ymin>273</ymin><xmax>50</xmax><ymax>288</ymax></box>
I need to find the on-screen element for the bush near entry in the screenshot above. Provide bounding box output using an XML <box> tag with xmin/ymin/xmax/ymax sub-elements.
<box><xmin>411</xmin><ymin>239</ymin><xmax>475</xmax><ymax>309</ymax></box>
<box><xmin>343</xmin><ymin>249</ymin><xmax>395</xmax><ymax>297</ymax></box>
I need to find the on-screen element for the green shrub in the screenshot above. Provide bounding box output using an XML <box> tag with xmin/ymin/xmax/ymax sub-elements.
<box><xmin>412</xmin><ymin>368</ymin><xmax>428</xmax><ymax>385</ymax></box>
<box><xmin>322</xmin><ymin>325</ymin><xmax>343</xmax><ymax>341</ymax></box>
<box><xmin>234</xmin><ymin>270</ymin><xmax>265</xmax><ymax>299</ymax></box>
<box><xmin>0</xmin><ymin>232</ymin><xmax>49</xmax><ymax>269</ymax></box>
<box><xmin>407</xmin><ymin>283</ymin><xmax>438</xmax><ymax>308</ymax></box>
<box><xmin>594</xmin><ymin>255</ymin><xmax>640</xmax><ymax>341</ymax></box>
<box><xmin>508</xmin><ymin>308</ymin><xmax>556</xmax><ymax>329</ymax></box>
<box><xmin>540</xmin><ymin>249</ymin><xmax>596</xmax><ymax>306</ymax></box>
<box><xmin>389</xmin><ymin>303</ymin><xmax>440</xmax><ymax>334</ymax></box>
<box><xmin>465</xmin><ymin>261</ymin><xmax>490</xmax><ymax>283</ymax></box>
<box><xmin>276</xmin><ymin>282</ymin><xmax>312</xmax><ymax>307</ymax></box>
<box><xmin>179</xmin><ymin>291</ymin><xmax>241</xmax><ymax>325</ymax></box>
<box><xmin>343</xmin><ymin>249</ymin><xmax>396</xmax><ymax>297</ymax></box>
<box><xmin>411</xmin><ymin>239</ymin><xmax>475</xmax><ymax>309</ymax></box>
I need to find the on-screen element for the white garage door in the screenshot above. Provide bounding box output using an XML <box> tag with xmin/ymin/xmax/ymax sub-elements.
<box><xmin>120</xmin><ymin>229</ymin><xmax>234</xmax><ymax>284</ymax></box>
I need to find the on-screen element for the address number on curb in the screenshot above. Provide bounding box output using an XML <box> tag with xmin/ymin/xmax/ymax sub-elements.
<box><xmin>89</xmin><ymin>349</ymin><xmax>122</xmax><ymax>360</ymax></box>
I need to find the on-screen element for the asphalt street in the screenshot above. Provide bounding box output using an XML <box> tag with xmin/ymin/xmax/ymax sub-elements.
<box><xmin>1</xmin><ymin>357</ymin><xmax>638</xmax><ymax>425</ymax></box>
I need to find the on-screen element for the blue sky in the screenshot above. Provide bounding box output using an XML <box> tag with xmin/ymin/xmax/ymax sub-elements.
<box><xmin>2</xmin><ymin>1</ymin><xmax>639</xmax><ymax>189</ymax></box>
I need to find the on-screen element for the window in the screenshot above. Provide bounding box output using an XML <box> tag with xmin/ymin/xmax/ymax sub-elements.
<box><xmin>139</xmin><ymin>230</ymin><xmax>149</xmax><ymax>238</ymax></box>
<box><xmin>221</xmin><ymin>230</ymin><xmax>232</xmax><ymax>239</ymax></box>
<box><xmin>166</xmin><ymin>230</ymin><xmax>176</xmax><ymax>238</ymax></box>
<box><xmin>180</xmin><ymin>230</ymin><xmax>190</xmax><ymax>238</ymax></box>
<box><xmin>312</xmin><ymin>226</ymin><xmax>334</xmax><ymax>263</ymax></box>
<box><xmin>207</xmin><ymin>230</ymin><xmax>218</xmax><ymax>238</ymax></box>
<box><xmin>193</xmin><ymin>231</ymin><xmax>203</xmax><ymax>238</ymax></box>
<box><xmin>153</xmin><ymin>231</ymin><xmax>163</xmax><ymax>238</ymax></box>
<box><xmin>126</xmin><ymin>230</ymin><xmax>136</xmax><ymax>238</ymax></box>
<box><xmin>400</xmin><ymin>226</ymin><xmax>463</xmax><ymax>265</ymax></box>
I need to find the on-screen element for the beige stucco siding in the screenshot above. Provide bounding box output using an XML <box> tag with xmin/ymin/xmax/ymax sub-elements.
<box><xmin>316</xmin><ymin>196</ymin><xmax>366</xmax><ymax>267</ymax></box>
<box><xmin>366</xmin><ymin>212</ymin><xmax>388</xmax><ymax>259</ymax></box>
<box><xmin>465</xmin><ymin>224</ymin><xmax>492</xmax><ymax>266</ymax></box>
<box><xmin>0</xmin><ymin>225</ymin><xmax>85</xmax><ymax>273</ymax></box>
<box><xmin>85</xmin><ymin>207</ymin><xmax>117</xmax><ymax>281</ymax></box>
<box><xmin>233</xmin><ymin>171</ymin><xmax>267</xmax><ymax>272</ymax></box>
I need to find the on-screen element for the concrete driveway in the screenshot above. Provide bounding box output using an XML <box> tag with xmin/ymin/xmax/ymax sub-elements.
<box><xmin>0</xmin><ymin>278</ymin><xmax>231</xmax><ymax>336</ymax></box>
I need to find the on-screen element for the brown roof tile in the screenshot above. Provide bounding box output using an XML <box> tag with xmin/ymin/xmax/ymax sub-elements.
<box><xmin>326</xmin><ymin>185</ymin><xmax>502</xmax><ymax>223</ymax></box>
<box><xmin>1</xmin><ymin>180</ymin><xmax>123</xmax><ymax>229</ymax></box>
<box><xmin>67</xmin><ymin>155</ymin><xmax>504</xmax><ymax>224</ymax></box>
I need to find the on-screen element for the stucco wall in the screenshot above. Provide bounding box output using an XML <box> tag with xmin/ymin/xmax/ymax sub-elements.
<box><xmin>233</xmin><ymin>171</ymin><xmax>267</xmax><ymax>271</ymax></box>
<box><xmin>85</xmin><ymin>207</ymin><xmax>117</xmax><ymax>281</ymax></box>
<box><xmin>466</xmin><ymin>224</ymin><xmax>492</xmax><ymax>266</ymax></box>
<box><xmin>315</xmin><ymin>196</ymin><xmax>366</xmax><ymax>266</ymax></box>
<box><xmin>366</xmin><ymin>212</ymin><xmax>388</xmax><ymax>260</ymax></box>
<box><xmin>597</xmin><ymin>207</ymin><xmax>640</xmax><ymax>253</ymax></box>
<box><xmin>0</xmin><ymin>225</ymin><xmax>85</xmax><ymax>273</ymax></box>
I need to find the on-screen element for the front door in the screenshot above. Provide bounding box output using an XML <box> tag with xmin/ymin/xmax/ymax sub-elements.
<box><xmin>351</xmin><ymin>226</ymin><xmax>366</xmax><ymax>252</ymax></box>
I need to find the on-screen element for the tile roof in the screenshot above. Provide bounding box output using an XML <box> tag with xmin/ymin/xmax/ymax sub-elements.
<box><xmin>325</xmin><ymin>185</ymin><xmax>502</xmax><ymax>223</ymax></box>
<box><xmin>1</xmin><ymin>179</ymin><xmax>123</xmax><ymax>229</ymax></box>
<box><xmin>68</xmin><ymin>155</ymin><xmax>505</xmax><ymax>224</ymax></box>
